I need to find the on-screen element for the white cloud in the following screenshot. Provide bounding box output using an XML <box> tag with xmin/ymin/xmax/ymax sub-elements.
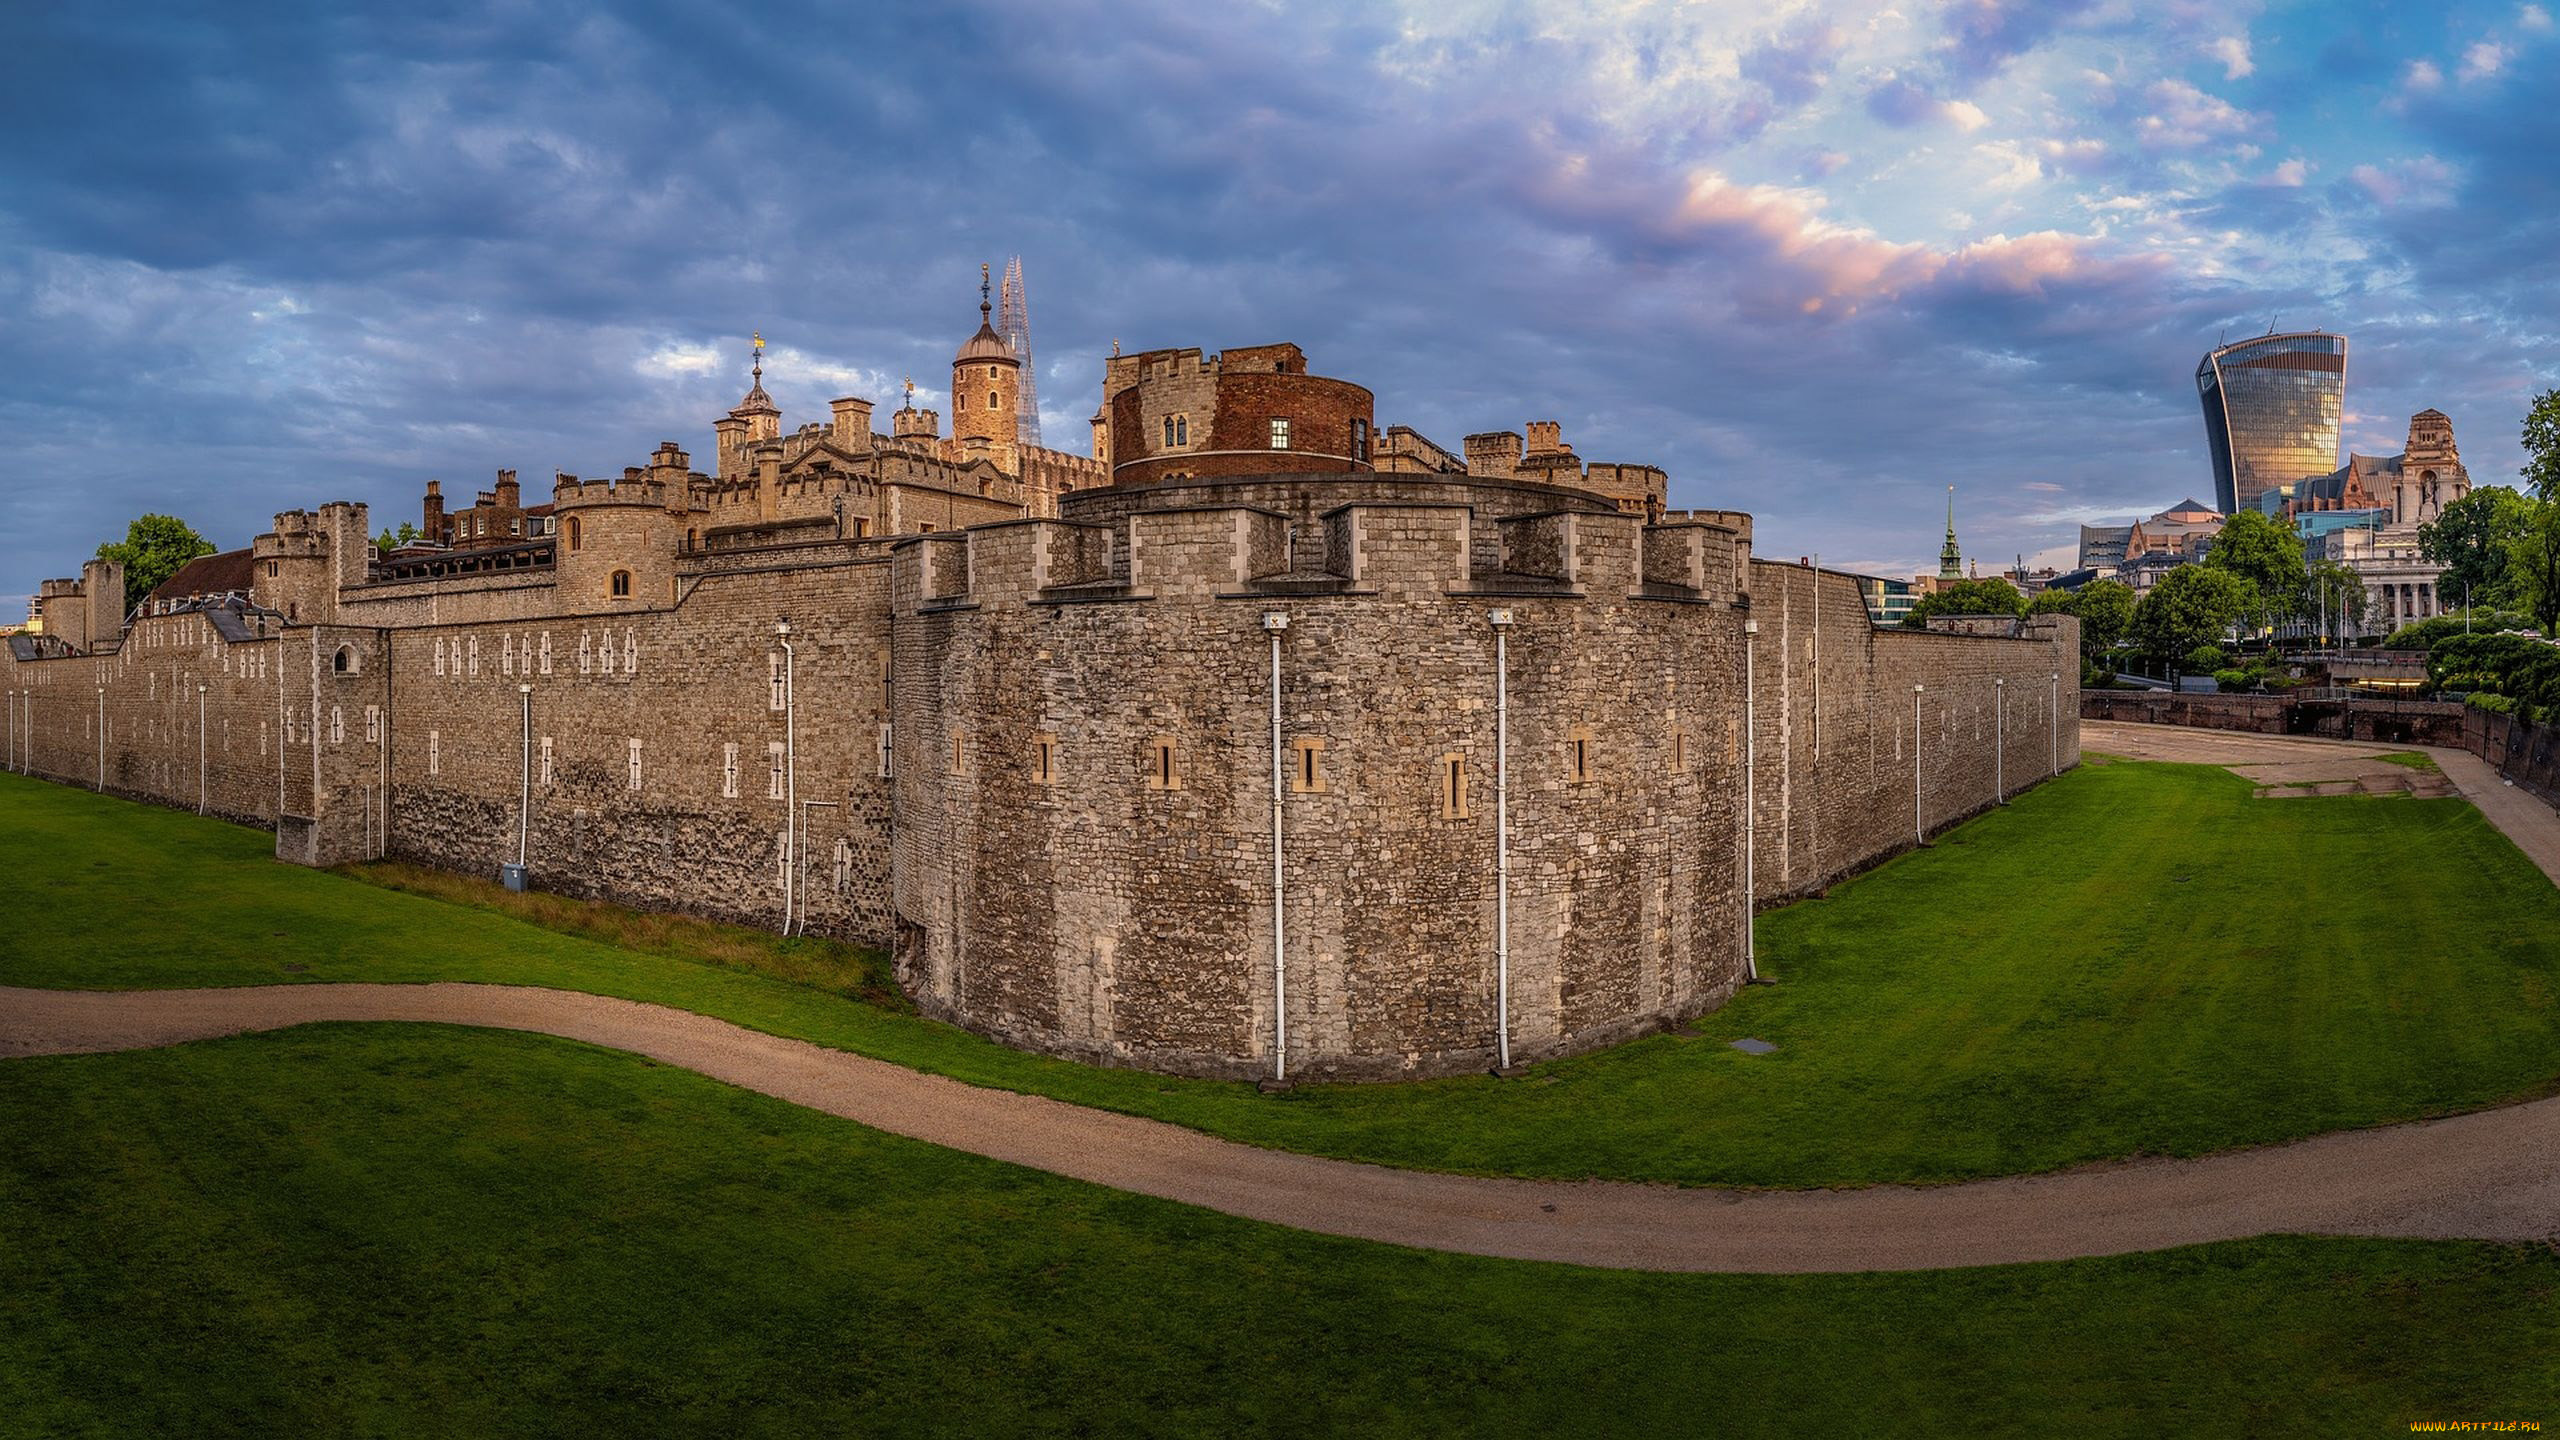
<box><xmin>2349</xmin><ymin>154</ymin><xmax>2458</xmax><ymax>208</ymax></box>
<box><xmin>2404</xmin><ymin>58</ymin><xmax>2444</xmax><ymax>92</ymax></box>
<box><xmin>637</xmin><ymin>342</ymin><xmax>723</xmax><ymax>379</ymax></box>
<box><xmin>2266</xmin><ymin>157</ymin><xmax>2308</xmax><ymax>187</ymax></box>
<box><xmin>2525</xmin><ymin>4</ymin><xmax>2555</xmax><ymax>33</ymax></box>
<box><xmin>1943</xmin><ymin>99</ymin><xmax>1990</xmax><ymax>133</ymax></box>
<box><xmin>2459</xmin><ymin>40</ymin><xmax>2509</xmax><ymax>81</ymax></box>
<box><xmin>1976</xmin><ymin>141</ymin><xmax>2043</xmax><ymax>190</ymax></box>
<box><xmin>2135</xmin><ymin>80</ymin><xmax>2255</xmax><ymax>149</ymax></box>
<box><xmin>2206</xmin><ymin>35</ymin><xmax>2254</xmax><ymax>80</ymax></box>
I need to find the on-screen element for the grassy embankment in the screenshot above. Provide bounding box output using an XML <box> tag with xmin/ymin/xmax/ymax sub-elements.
<box><xmin>3</xmin><ymin>1025</ymin><xmax>2552</xmax><ymax>1437</ymax></box>
<box><xmin>4</xmin><ymin>759</ymin><xmax>2556</xmax><ymax>1188</ymax></box>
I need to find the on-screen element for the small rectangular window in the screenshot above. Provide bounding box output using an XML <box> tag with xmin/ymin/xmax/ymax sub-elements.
<box><xmin>1270</xmin><ymin>418</ymin><xmax>1291</xmax><ymax>450</ymax></box>
<box><xmin>768</xmin><ymin>740</ymin><xmax>786</xmax><ymax>799</ymax></box>
<box><xmin>364</xmin><ymin>705</ymin><xmax>380</xmax><ymax>744</ymax></box>
<box><xmin>627</xmin><ymin>737</ymin><xmax>643</xmax><ymax>791</ymax></box>
<box><xmin>1289</xmin><ymin>736</ymin><xmax>1326</xmax><ymax>794</ymax></box>
<box><xmin>1440</xmin><ymin>752</ymin><xmax>1470</xmax><ymax>818</ymax></box>
<box><xmin>433</xmin><ymin>637</ymin><xmax>446</xmax><ymax>676</ymax></box>
<box><xmin>723</xmin><ymin>742</ymin><xmax>740</xmax><ymax>799</ymax></box>
<box><xmin>1146</xmin><ymin>736</ymin><xmax>1181</xmax><ymax>791</ymax></box>
<box><xmin>878</xmin><ymin>723</ymin><xmax>895</xmax><ymax>778</ymax></box>
<box><xmin>329</xmin><ymin>707</ymin><xmax>344</xmax><ymax>746</ymax></box>
<box><xmin>428</xmin><ymin>729</ymin><xmax>440</xmax><ymax>777</ymax></box>
<box><xmin>1670</xmin><ymin>727</ymin><xmax>1687</xmax><ymax>770</ymax></box>
<box><xmin>770</xmin><ymin>654</ymin><xmax>787</xmax><ymax>711</ymax></box>
<box><xmin>579</xmin><ymin>633</ymin><xmax>592</xmax><ymax>675</ymax></box>
<box><xmin>1569</xmin><ymin>726</ymin><xmax>1595</xmax><ymax>784</ymax></box>
<box><xmin>538</xmin><ymin>632</ymin><xmax>552</xmax><ymax>675</ymax></box>
<box><xmin>1033</xmin><ymin>731</ymin><xmax>1058</xmax><ymax>785</ymax></box>
<box><xmin>950</xmin><ymin>731</ymin><xmax>966</xmax><ymax>775</ymax></box>
<box><xmin>467</xmin><ymin>635</ymin><xmax>479</xmax><ymax>676</ymax></box>
<box><xmin>1175</xmin><ymin>414</ymin><xmax>1188</xmax><ymax>446</ymax></box>
<box><xmin>540</xmin><ymin>736</ymin><xmax>555</xmax><ymax>787</ymax></box>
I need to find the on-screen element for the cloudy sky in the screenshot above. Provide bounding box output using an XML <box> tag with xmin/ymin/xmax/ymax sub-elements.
<box><xmin>3</xmin><ymin>0</ymin><xmax>2556</xmax><ymax>603</ymax></box>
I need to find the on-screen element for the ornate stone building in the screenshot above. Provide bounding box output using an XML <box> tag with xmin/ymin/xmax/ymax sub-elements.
<box><xmin>5</xmin><ymin>295</ymin><xmax>2078</xmax><ymax>1082</ymax></box>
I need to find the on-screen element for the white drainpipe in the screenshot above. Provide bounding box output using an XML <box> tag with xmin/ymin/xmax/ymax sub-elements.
<box><xmin>1743</xmin><ymin>617</ymin><xmax>1758</xmax><ymax>981</ymax></box>
<box><xmin>1913</xmin><ymin>683</ymin><xmax>1925</xmax><ymax>844</ymax></box>
<box><xmin>95</xmin><ymin>686</ymin><xmax>104</xmax><ymax>791</ymax></box>
<box><xmin>1263</xmin><ymin>611</ymin><xmax>1289</xmax><ymax>1082</ymax></box>
<box><xmin>1490</xmin><ymin>608</ymin><xmax>1514</xmax><ymax>1067</ymax></box>
<box><xmin>1994</xmin><ymin>677</ymin><xmax>2005</xmax><ymax>803</ymax></box>
<box><xmin>2051</xmin><ymin>671</ymin><xmax>2060</xmax><ymax>776</ymax></box>
<box><xmin>516</xmin><ymin>683</ymin><xmax>533</xmax><ymax>869</ymax></box>
<box><xmin>777</xmin><ymin>620</ymin><xmax>797</xmax><ymax>936</ymax></box>
<box><xmin>197</xmin><ymin>683</ymin><xmax>208</xmax><ymax>815</ymax></box>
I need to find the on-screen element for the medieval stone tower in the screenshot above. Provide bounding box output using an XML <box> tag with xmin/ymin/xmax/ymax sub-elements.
<box><xmin>950</xmin><ymin>264</ymin><xmax>1022</xmax><ymax>475</ymax></box>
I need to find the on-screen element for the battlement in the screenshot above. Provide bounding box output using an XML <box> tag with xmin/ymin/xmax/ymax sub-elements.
<box><xmin>552</xmin><ymin>471</ymin><xmax>685</xmax><ymax>509</ymax></box>
<box><xmin>38</xmin><ymin>577</ymin><xmax>82</xmax><ymax>598</ymax></box>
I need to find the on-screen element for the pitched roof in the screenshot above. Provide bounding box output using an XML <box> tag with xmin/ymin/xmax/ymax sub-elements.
<box><xmin>149</xmin><ymin>547</ymin><xmax>256</xmax><ymax>602</ymax></box>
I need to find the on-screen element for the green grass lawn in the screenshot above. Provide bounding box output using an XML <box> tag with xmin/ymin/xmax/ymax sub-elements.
<box><xmin>3</xmin><ymin>1025</ymin><xmax>2550</xmax><ymax>1438</ymax></box>
<box><xmin>4</xmin><ymin>761</ymin><xmax>2558</xmax><ymax>1187</ymax></box>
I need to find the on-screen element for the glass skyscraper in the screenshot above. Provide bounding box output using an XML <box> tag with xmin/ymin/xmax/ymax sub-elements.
<box><xmin>2196</xmin><ymin>331</ymin><xmax>2348</xmax><ymax>514</ymax></box>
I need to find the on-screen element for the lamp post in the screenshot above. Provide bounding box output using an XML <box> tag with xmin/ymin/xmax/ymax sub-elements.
<box><xmin>1912</xmin><ymin>683</ymin><xmax>1925</xmax><ymax>845</ymax></box>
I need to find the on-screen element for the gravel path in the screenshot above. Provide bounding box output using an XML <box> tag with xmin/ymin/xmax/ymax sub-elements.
<box><xmin>8</xmin><ymin>981</ymin><xmax>2557</xmax><ymax>1274</ymax></box>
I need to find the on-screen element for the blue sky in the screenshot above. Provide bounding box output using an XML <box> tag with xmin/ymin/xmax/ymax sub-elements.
<box><xmin>3</xmin><ymin>0</ymin><xmax>2556</xmax><ymax>603</ymax></box>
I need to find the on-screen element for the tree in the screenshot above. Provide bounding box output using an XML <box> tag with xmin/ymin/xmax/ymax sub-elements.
<box><xmin>2504</xmin><ymin>498</ymin><xmax>2560</xmax><ymax>638</ymax></box>
<box><xmin>95</xmin><ymin>514</ymin><xmax>215</xmax><ymax>607</ymax></box>
<box><xmin>2522</xmin><ymin>388</ymin><xmax>2560</xmax><ymax>500</ymax></box>
<box><xmin>2418</xmin><ymin>485</ymin><xmax>2532</xmax><ymax>608</ymax></box>
<box><xmin>2201</xmin><ymin>508</ymin><xmax>2306</xmax><ymax>634</ymax></box>
<box><xmin>2030</xmin><ymin>578</ymin><xmax>2135</xmax><ymax>662</ymax></box>
<box><xmin>2132</xmin><ymin>563</ymin><xmax>2251</xmax><ymax>664</ymax></box>
<box><xmin>1900</xmin><ymin>576</ymin><xmax>2026</xmax><ymax>627</ymax></box>
<box><xmin>374</xmin><ymin>522</ymin><xmax>421</xmax><ymax>555</ymax></box>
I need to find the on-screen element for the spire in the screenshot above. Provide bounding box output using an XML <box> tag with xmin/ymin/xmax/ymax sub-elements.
<box><xmin>903</xmin><ymin>375</ymin><xmax>915</xmax><ymax>409</ymax></box>
<box><xmin>981</xmin><ymin>263</ymin><xmax>993</xmax><ymax>326</ymax></box>
<box><xmin>1938</xmin><ymin>484</ymin><xmax>1964</xmax><ymax>581</ymax></box>
<box><xmin>730</xmin><ymin>330</ymin><xmax>776</xmax><ymax>417</ymax></box>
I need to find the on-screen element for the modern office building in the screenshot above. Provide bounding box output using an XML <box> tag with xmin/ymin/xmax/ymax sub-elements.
<box><xmin>2196</xmin><ymin>331</ymin><xmax>2348</xmax><ymax>514</ymax></box>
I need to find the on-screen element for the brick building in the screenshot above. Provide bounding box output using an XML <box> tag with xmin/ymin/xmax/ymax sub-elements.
<box><xmin>4</xmin><ymin>299</ymin><xmax>2078</xmax><ymax>1081</ymax></box>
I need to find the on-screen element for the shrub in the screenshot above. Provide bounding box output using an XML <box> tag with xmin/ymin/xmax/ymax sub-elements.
<box><xmin>2185</xmin><ymin>645</ymin><xmax>2227</xmax><ymax>673</ymax></box>
<box><xmin>2214</xmin><ymin>668</ymin><xmax>2253</xmax><ymax>693</ymax></box>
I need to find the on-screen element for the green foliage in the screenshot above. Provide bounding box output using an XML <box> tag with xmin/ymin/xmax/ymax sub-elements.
<box><xmin>2521</xmin><ymin>388</ymin><xmax>2560</xmax><ymax>500</ymax></box>
<box><xmin>2467</xmin><ymin>691</ymin><xmax>2518</xmax><ymax>714</ymax></box>
<box><xmin>1900</xmin><ymin>576</ymin><xmax>2026</xmax><ymax>627</ymax></box>
<box><xmin>373</xmin><ymin>522</ymin><xmax>421</xmax><ymax>555</ymax></box>
<box><xmin>2184</xmin><ymin>645</ymin><xmax>2228</xmax><ymax>672</ymax></box>
<box><xmin>2503</xmin><ymin>497</ymin><xmax>2560</xmax><ymax>638</ymax></box>
<box><xmin>2213</xmin><ymin>668</ymin><xmax>2252</xmax><ymax>692</ymax></box>
<box><xmin>2133</xmin><ymin>565</ymin><xmax>2251</xmax><ymax>661</ymax></box>
<box><xmin>93</xmin><ymin>513</ymin><xmax>214</xmax><ymax>607</ymax></box>
<box><xmin>2427</xmin><ymin>632</ymin><xmax>2560</xmax><ymax>713</ymax></box>
<box><xmin>2419</xmin><ymin>485</ymin><xmax>2533</xmax><ymax>605</ymax></box>
<box><xmin>9</xmin><ymin>1030</ymin><xmax>2557</xmax><ymax>1435</ymax></box>
<box><xmin>2031</xmin><ymin>579</ymin><xmax>2135</xmax><ymax>661</ymax></box>
<box><xmin>2202</xmin><ymin>508</ymin><xmax>2307</xmax><ymax>628</ymax></box>
<box><xmin>2385</xmin><ymin>612</ymin><xmax>2535</xmax><ymax>650</ymax></box>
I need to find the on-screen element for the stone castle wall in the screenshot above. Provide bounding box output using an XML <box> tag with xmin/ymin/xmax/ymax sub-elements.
<box><xmin>3</xmin><ymin>475</ymin><xmax>2077</xmax><ymax>1084</ymax></box>
<box><xmin>888</xmin><ymin>476</ymin><xmax>2077</xmax><ymax>1081</ymax></box>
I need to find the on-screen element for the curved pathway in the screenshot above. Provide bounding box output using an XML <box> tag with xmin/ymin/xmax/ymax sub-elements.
<box><xmin>7</xmin><ymin>982</ymin><xmax>2558</xmax><ymax>1273</ymax></box>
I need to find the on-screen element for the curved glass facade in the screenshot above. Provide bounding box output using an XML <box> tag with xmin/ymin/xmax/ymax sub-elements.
<box><xmin>2196</xmin><ymin>332</ymin><xmax>2347</xmax><ymax>514</ymax></box>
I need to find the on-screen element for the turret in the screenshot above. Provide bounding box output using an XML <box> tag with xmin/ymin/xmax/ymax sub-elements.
<box><xmin>252</xmin><ymin>501</ymin><xmax>368</xmax><ymax>624</ymax></box>
<box><xmin>553</xmin><ymin>470</ymin><xmax>693</xmax><ymax>610</ymax></box>
<box><xmin>951</xmin><ymin>264</ymin><xmax>1022</xmax><ymax>474</ymax></box>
